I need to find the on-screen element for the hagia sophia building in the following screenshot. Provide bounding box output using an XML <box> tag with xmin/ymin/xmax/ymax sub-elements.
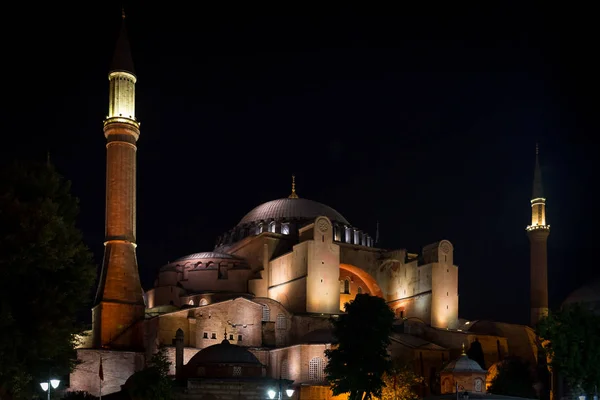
<box><xmin>68</xmin><ymin>12</ymin><xmax>596</xmax><ymax>400</ymax></box>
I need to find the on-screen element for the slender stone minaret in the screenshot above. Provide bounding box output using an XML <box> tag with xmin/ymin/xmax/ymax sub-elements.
<box><xmin>526</xmin><ymin>143</ymin><xmax>550</xmax><ymax>326</ymax></box>
<box><xmin>92</xmin><ymin>9</ymin><xmax>145</xmax><ymax>349</ymax></box>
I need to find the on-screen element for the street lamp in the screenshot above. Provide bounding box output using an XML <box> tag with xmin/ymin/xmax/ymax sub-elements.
<box><xmin>40</xmin><ymin>379</ymin><xmax>60</xmax><ymax>400</ymax></box>
<box><xmin>267</xmin><ymin>379</ymin><xmax>294</xmax><ymax>399</ymax></box>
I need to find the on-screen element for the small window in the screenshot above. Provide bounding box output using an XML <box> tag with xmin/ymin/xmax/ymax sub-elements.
<box><xmin>281</xmin><ymin>223</ymin><xmax>290</xmax><ymax>235</ymax></box>
<box><xmin>233</xmin><ymin>366</ymin><xmax>242</xmax><ymax>376</ymax></box>
<box><xmin>357</xmin><ymin>286</ymin><xmax>363</xmax><ymax>294</ymax></box>
<box><xmin>199</xmin><ymin>298</ymin><xmax>208</xmax><ymax>306</ymax></box>
<box><xmin>262</xmin><ymin>304</ymin><xmax>270</xmax><ymax>321</ymax></box>
<box><xmin>344</xmin><ymin>279</ymin><xmax>350</xmax><ymax>294</ymax></box>
<box><xmin>203</xmin><ymin>332</ymin><xmax>208</xmax><ymax>339</ymax></box>
<box><xmin>238</xmin><ymin>334</ymin><xmax>242</xmax><ymax>341</ymax></box>
<box><xmin>281</xmin><ymin>359</ymin><xmax>289</xmax><ymax>380</ymax></box>
<box><xmin>211</xmin><ymin>333</ymin><xmax>216</xmax><ymax>339</ymax></box>
<box><xmin>188</xmin><ymin>299</ymin><xmax>194</xmax><ymax>306</ymax></box>
<box><xmin>309</xmin><ymin>357</ymin><xmax>325</xmax><ymax>381</ymax></box>
<box><xmin>229</xmin><ymin>334</ymin><xmax>234</xmax><ymax>340</ymax></box>
<box><xmin>276</xmin><ymin>314</ymin><xmax>286</xmax><ymax>330</ymax></box>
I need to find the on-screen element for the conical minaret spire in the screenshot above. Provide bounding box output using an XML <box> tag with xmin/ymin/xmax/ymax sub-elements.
<box><xmin>111</xmin><ymin>7</ymin><xmax>135</xmax><ymax>74</ymax></box>
<box><xmin>532</xmin><ymin>143</ymin><xmax>544</xmax><ymax>199</ymax></box>
<box><xmin>526</xmin><ymin>143</ymin><xmax>550</xmax><ymax>327</ymax></box>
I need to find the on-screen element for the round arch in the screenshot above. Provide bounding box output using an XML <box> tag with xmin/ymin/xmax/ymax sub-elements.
<box><xmin>339</xmin><ymin>263</ymin><xmax>383</xmax><ymax>298</ymax></box>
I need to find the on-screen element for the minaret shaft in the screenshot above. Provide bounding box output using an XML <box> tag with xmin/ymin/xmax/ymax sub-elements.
<box><xmin>92</xmin><ymin>17</ymin><xmax>144</xmax><ymax>349</ymax></box>
<box><xmin>526</xmin><ymin>145</ymin><xmax>549</xmax><ymax>326</ymax></box>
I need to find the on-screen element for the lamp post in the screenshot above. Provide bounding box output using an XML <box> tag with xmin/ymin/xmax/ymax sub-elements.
<box><xmin>40</xmin><ymin>379</ymin><xmax>60</xmax><ymax>400</ymax></box>
<box><xmin>267</xmin><ymin>378</ymin><xmax>294</xmax><ymax>400</ymax></box>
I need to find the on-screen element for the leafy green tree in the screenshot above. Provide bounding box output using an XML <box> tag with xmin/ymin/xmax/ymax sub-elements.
<box><xmin>325</xmin><ymin>294</ymin><xmax>396</xmax><ymax>400</ymax></box>
<box><xmin>0</xmin><ymin>161</ymin><xmax>96</xmax><ymax>400</ymax></box>
<box><xmin>537</xmin><ymin>303</ymin><xmax>600</xmax><ymax>396</ymax></box>
<box><xmin>376</xmin><ymin>361</ymin><xmax>424</xmax><ymax>400</ymax></box>
<box><xmin>488</xmin><ymin>357</ymin><xmax>536</xmax><ymax>398</ymax></box>
<box><xmin>125</xmin><ymin>346</ymin><xmax>172</xmax><ymax>400</ymax></box>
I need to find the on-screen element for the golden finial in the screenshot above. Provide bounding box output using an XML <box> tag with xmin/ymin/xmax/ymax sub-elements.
<box><xmin>461</xmin><ymin>342</ymin><xmax>466</xmax><ymax>355</ymax></box>
<box><xmin>288</xmin><ymin>175</ymin><xmax>299</xmax><ymax>199</ymax></box>
<box><xmin>121</xmin><ymin>6</ymin><xmax>126</xmax><ymax>19</ymax></box>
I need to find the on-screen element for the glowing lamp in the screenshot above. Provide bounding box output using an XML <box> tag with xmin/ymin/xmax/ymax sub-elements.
<box><xmin>50</xmin><ymin>379</ymin><xmax>60</xmax><ymax>389</ymax></box>
<box><xmin>268</xmin><ymin>389</ymin><xmax>277</xmax><ymax>399</ymax></box>
<box><xmin>286</xmin><ymin>389</ymin><xmax>295</xmax><ymax>397</ymax></box>
<box><xmin>40</xmin><ymin>382</ymin><xmax>49</xmax><ymax>391</ymax></box>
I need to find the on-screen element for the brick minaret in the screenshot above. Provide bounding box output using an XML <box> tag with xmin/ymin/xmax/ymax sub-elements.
<box><xmin>526</xmin><ymin>144</ymin><xmax>550</xmax><ymax>326</ymax></box>
<box><xmin>92</xmin><ymin>10</ymin><xmax>145</xmax><ymax>349</ymax></box>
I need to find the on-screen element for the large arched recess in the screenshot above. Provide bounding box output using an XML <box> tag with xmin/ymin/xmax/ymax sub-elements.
<box><xmin>339</xmin><ymin>263</ymin><xmax>384</xmax><ymax>299</ymax></box>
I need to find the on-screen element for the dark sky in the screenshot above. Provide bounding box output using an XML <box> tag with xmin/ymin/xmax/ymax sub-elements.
<box><xmin>3</xmin><ymin>3</ymin><xmax>598</xmax><ymax>325</ymax></box>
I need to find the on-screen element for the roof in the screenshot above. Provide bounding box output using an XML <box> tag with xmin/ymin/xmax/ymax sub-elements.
<box><xmin>299</xmin><ymin>329</ymin><xmax>337</xmax><ymax>344</ymax></box>
<box><xmin>390</xmin><ymin>333</ymin><xmax>447</xmax><ymax>350</ymax></box>
<box><xmin>442</xmin><ymin>353</ymin><xmax>486</xmax><ymax>373</ymax></box>
<box><xmin>187</xmin><ymin>339</ymin><xmax>262</xmax><ymax>366</ymax></box>
<box><xmin>238</xmin><ymin>198</ymin><xmax>350</xmax><ymax>226</ymax></box>
<box><xmin>111</xmin><ymin>16</ymin><xmax>135</xmax><ymax>74</ymax></box>
<box><xmin>174</xmin><ymin>252</ymin><xmax>242</xmax><ymax>262</ymax></box>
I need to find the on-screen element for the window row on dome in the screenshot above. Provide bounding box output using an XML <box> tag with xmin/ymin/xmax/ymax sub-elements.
<box><xmin>214</xmin><ymin>220</ymin><xmax>374</xmax><ymax>248</ymax></box>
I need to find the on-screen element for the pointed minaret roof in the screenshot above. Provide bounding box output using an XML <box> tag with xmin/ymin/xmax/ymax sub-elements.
<box><xmin>110</xmin><ymin>7</ymin><xmax>135</xmax><ymax>75</ymax></box>
<box><xmin>288</xmin><ymin>175</ymin><xmax>299</xmax><ymax>198</ymax></box>
<box><xmin>532</xmin><ymin>143</ymin><xmax>544</xmax><ymax>199</ymax></box>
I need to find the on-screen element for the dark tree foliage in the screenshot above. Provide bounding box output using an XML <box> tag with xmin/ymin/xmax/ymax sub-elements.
<box><xmin>62</xmin><ymin>391</ymin><xmax>97</xmax><ymax>399</ymax></box>
<box><xmin>126</xmin><ymin>346</ymin><xmax>172</xmax><ymax>400</ymax></box>
<box><xmin>0</xmin><ymin>161</ymin><xmax>96</xmax><ymax>400</ymax></box>
<box><xmin>537</xmin><ymin>303</ymin><xmax>600</xmax><ymax>395</ymax></box>
<box><xmin>488</xmin><ymin>357</ymin><xmax>536</xmax><ymax>399</ymax></box>
<box><xmin>325</xmin><ymin>294</ymin><xmax>396</xmax><ymax>400</ymax></box>
<box><xmin>467</xmin><ymin>338</ymin><xmax>486</xmax><ymax>370</ymax></box>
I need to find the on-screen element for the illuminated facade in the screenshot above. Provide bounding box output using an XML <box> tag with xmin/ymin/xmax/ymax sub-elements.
<box><xmin>69</xmin><ymin>13</ymin><xmax>544</xmax><ymax>400</ymax></box>
<box><xmin>526</xmin><ymin>144</ymin><xmax>550</xmax><ymax>326</ymax></box>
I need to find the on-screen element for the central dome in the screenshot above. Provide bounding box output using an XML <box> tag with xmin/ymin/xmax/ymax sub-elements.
<box><xmin>237</xmin><ymin>198</ymin><xmax>350</xmax><ymax>226</ymax></box>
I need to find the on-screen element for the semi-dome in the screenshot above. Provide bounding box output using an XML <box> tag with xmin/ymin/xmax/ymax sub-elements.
<box><xmin>187</xmin><ymin>339</ymin><xmax>262</xmax><ymax>366</ymax></box>
<box><xmin>238</xmin><ymin>197</ymin><xmax>350</xmax><ymax>226</ymax></box>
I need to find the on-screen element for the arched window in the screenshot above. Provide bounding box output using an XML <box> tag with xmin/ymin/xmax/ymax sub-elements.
<box><xmin>344</xmin><ymin>279</ymin><xmax>350</xmax><ymax>294</ymax></box>
<box><xmin>474</xmin><ymin>378</ymin><xmax>483</xmax><ymax>392</ymax></box>
<box><xmin>281</xmin><ymin>223</ymin><xmax>290</xmax><ymax>235</ymax></box>
<box><xmin>199</xmin><ymin>298</ymin><xmax>208</xmax><ymax>306</ymax></box>
<box><xmin>262</xmin><ymin>304</ymin><xmax>270</xmax><ymax>322</ymax></box>
<box><xmin>443</xmin><ymin>379</ymin><xmax>450</xmax><ymax>393</ymax></box>
<box><xmin>357</xmin><ymin>286</ymin><xmax>363</xmax><ymax>294</ymax></box>
<box><xmin>281</xmin><ymin>359</ymin><xmax>289</xmax><ymax>380</ymax></box>
<box><xmin>188</xmin><ymin>299</ymin><xmax>194</xmax><ymax>306</ymax></box>
<box><xmin>308</xmin><ymin>357</ymin><xmax>325</xmax><ymax>381</ymax></box>
<box><xmin>276</xmin><ymin>314</ymin><xmax>286</xmax><ymax>330</ymax></box>
<box><xmin>269</xmin><ymin>221</ymin><xmax>276</xmax><ymax>233</ymax></box>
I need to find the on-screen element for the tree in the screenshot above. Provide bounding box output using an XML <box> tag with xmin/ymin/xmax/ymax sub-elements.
<box><xmin>325</xmin><ymin>293</ymin><xmax>396</xmax><ymax>400</ymax></box>
<box><xmin>0</xmin><ymin>160</ymin><xmax>96</xmax><ymax>400</ymax></box>
<box><xmin>537</xmin><ymin>303</ymin><xmax>600</xmax><ymax>396</ymax></box>
<box><xmin>466</xmin><ymin>338</ymin><xmax>486</xmax><ymax>370</ymax></box>
<box><xmin>488</xmin><ymin>357</ymin><xmax>536</xmax><ymax>398</ymax></box>
<box><xmin>376</xmin><ymin>361</ymin><xmax>424</xmax><ymax>400</ymax></box>
<box><xmin>62</xmin><ymin>391</ymin><xmax>97</xmax><ymax>400</ymax></box>
<box><xmin>125</xmin><ymin>346</ymin><xmax>172</xmax><ymax>400</ymax></box>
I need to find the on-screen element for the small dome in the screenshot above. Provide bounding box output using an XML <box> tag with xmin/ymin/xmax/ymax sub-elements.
<box><xmin>563</xmin><ymin>278</ymin><xmax>600</xmax><ymax>313</ymax></box>
<box><xmin>443</xmin><ymin>354</ymin><xmax>486</xmax><ymax>373</ymax></box>
<box><xmin>174</xmin><ymin>252</ymin><xmax>242</xmax><ymax>262</ymax></box>
<box><xmin>187</xmin><ymin>339</ymin><xmax>262</xmax><ymax>366</ymax></box>
<box><xmin>237</xmin><ymin>198</ymin><xmax>350</xmax><ymax>226</ymax></box>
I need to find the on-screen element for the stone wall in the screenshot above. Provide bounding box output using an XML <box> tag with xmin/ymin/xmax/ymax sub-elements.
<box><xmin>69</xmin><ymin>349</ymin><xmax>144</xmax><ymax>397</ymax></box>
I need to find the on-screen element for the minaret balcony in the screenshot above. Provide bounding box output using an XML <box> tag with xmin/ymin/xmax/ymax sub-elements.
<box><xmin>104</xmin><ymin>115</ymin><xmax>140</xmax><ymax>128</ymax></box>
<box><xmin>526</xmin><ymin>224</ymin><xmax>550</xmax><ymax>232</ymax></box>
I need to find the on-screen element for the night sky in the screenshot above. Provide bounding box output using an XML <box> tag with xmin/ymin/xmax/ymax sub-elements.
<box><xmin>3</xmin><ymin>4</ymin><xmax>598</xmax><ymax>325</ymax></box>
